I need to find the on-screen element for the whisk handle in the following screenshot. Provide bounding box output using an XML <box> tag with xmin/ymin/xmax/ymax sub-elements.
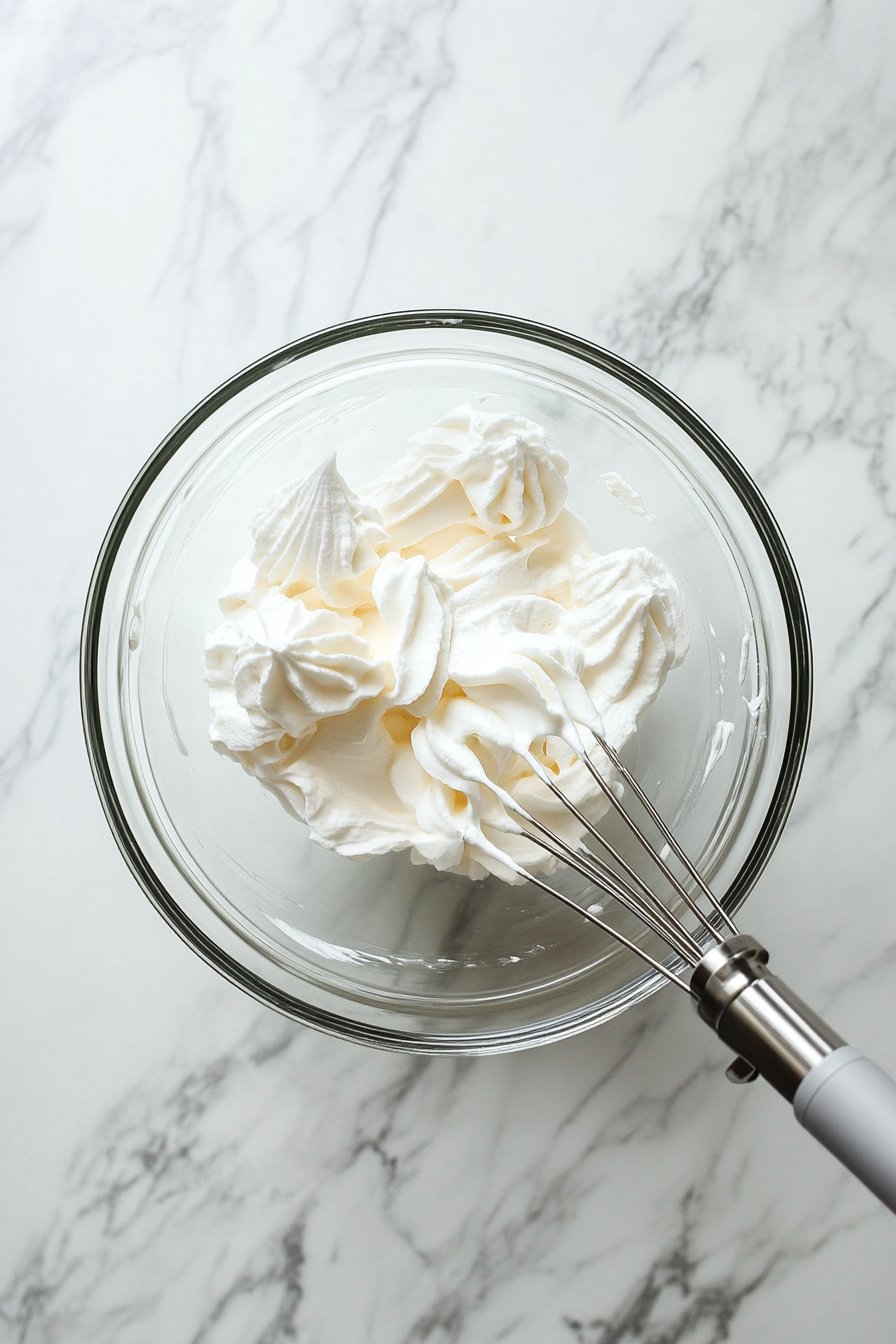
<box><xmin>794</xmin><ymin>1047</ymin><xmax>896</xmax><ymax>1214</ymax></box>
<box><xmin>691</xmin><ymin>935</ymin><xmax>896</xmax><ymax>1213</ymax></box>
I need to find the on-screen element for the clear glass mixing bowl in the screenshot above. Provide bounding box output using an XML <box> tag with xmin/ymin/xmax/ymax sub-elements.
<box><xmin>81</xmin><ymin>312</ymin><xmax>811</xmax><ymax>1053</ymax></box>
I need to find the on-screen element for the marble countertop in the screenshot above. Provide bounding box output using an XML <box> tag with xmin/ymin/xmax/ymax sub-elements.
<box><xmin>2</xmin><ymin>2</ymin><xmax>896</xmax><ymax>1339</ymax></box>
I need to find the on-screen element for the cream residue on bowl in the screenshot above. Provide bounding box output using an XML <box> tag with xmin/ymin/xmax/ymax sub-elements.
<box><xmin>204</xmin><ymin>406</ymin><xmax>689</xmax><ymax>883</ymax></box>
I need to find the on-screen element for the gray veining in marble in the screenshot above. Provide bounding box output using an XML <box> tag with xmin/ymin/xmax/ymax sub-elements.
<box><xmin>2</xmin><ymin>1</ymin><xmax>896</xmax><ymax>1340</ymax></box>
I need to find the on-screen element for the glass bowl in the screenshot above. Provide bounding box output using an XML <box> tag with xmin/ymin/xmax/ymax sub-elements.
<box><xmin>81</xmin><ymin>312</ymin><xmax>811</xmax><ymax>1053</ymax></box>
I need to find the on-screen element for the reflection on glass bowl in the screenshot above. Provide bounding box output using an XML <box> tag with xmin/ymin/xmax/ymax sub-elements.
<box><xmin>81</xmin><ymin>312</ymin><xmax>811</xmax><ymax>1053</ymax></box>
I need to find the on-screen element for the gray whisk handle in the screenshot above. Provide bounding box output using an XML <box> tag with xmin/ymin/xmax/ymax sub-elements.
<box><xmin>691</xmin><ymin>935</ymin><xmax>896</xmax><ymax>1214</ymax></box>
<box><xmin>794</xmin><ymin>1047</ymin><xmax>896</xmax><ymax>1214</ymax></box>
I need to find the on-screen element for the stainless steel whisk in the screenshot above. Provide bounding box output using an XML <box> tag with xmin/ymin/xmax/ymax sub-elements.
<box><xmin>499</xmin><ymin>732</ymin><xmax>896</xmax><ymax>1215</ymax></box>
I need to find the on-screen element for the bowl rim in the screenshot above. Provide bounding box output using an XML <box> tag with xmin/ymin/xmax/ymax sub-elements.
<box><xmin>80</xmin><ymin>309</ymin><xmax>813</xmax><ymax>1053</ymax></box>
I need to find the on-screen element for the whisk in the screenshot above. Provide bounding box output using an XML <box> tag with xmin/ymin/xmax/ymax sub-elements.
<box><xmin>489</xmin><ymin>728</ymin><xmax>896</xmax><ymax>1215</ymax></box>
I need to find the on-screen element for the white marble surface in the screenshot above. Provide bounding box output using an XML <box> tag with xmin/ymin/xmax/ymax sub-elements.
<box><xmin>2</xmin><ymin>1</ymin><xmax>896</xmax><ymax>1338</ymax></box>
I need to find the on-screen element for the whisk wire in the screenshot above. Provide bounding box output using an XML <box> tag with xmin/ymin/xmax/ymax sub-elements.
<box><xmin>527</xmin><ymin>770</ymin><xmax>705</xmax><ymax>961</ymax></box>
<box><xmin>515</xmin><ymin>862</ymin><xmax>692</xmax><ymax>992</ymax></box>
<box><xmin>576</xmin><ymin>750</ymin><xmax>725</xmax><ymax>947</ymax></box>
<box><xmin>479</xmin><ymin>731</ymin><xmax>741</xmax><ymax>988</ymax></box>
<box><xmin>519</xmin><ymin>818</ymin><xmax>702</xmax><ymax>965</ymax></box>
<box><xmin>589</xmin><ymin>735</ymin><xmax>740</xmax><ymax>939</ymax></box>
<box><xmin>481</xmin><ymin>760</ymin><xmax>703</xmax><ymax>962</ymax></box>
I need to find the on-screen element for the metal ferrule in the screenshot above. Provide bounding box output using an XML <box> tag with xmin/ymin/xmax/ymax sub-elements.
<box><xmin>689</xmin><ymin>934</ymin><xmax>845</xmax><ymax>1101</ymax></box>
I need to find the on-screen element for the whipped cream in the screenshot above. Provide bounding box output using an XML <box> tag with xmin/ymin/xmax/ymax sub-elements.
<box><xmin>205</xmin><ymin>407</ymin><xmax>689</xmax><ymax>883</ymax></box>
